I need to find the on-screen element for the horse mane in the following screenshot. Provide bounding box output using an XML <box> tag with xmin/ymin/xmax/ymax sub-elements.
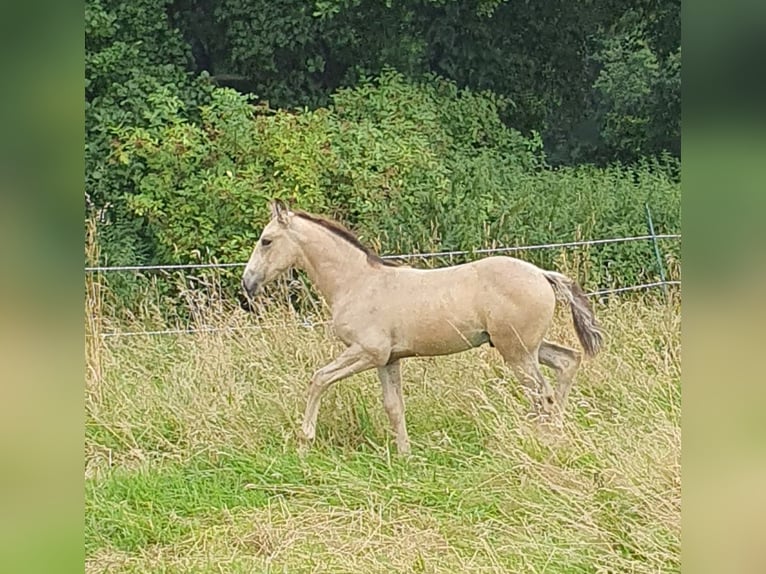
<box><xmin>292</xmin><ymin>210</ymin><xmax>398</xmax><ymax>268</ymax></box>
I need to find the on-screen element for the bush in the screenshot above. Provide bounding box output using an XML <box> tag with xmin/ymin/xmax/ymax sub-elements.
<box><xmin>107</xmin><ymin>71</ymin><xmax>679</xmax><ymax>315</ymax></box>
<box><xmin>86</xmin><ymin>0</ymin><xmax>215</xmax><ymax>269</ymax></box>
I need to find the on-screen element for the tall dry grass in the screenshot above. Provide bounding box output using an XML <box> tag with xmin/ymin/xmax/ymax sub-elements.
<box><xmin>85</xmin><ymin>267</ymin><xmax>680</xmax><ymax>573</ymax></box>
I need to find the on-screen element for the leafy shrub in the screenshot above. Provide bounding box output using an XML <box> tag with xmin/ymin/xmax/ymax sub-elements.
<box><xmin>86</xmin><ymin>0</ymin><xmax>214</xmax><ymax>270</ymax></box>
<box><xmin>108</xmin><ymin>71</ymin><xmax>679</xmax><ymax>316</ymax></box>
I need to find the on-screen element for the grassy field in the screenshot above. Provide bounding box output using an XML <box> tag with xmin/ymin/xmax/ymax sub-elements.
<box><xmin>85</xmin><ymin>294</ymin><xmax>680</xmax><ymax>573</ymax></box>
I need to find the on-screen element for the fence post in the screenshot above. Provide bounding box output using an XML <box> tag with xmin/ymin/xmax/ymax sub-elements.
<box><xmin>645</xmin><ymin>203</ymin><xmax>668</xmax><ymax>298</ymax></box>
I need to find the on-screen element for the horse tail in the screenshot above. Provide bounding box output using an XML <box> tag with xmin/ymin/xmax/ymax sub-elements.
<box><xmin>543</xmin><ymin>271</ymin><xmax>604</xmax><ymax>358</ymax></box>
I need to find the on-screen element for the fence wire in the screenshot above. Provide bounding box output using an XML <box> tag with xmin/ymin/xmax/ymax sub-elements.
<box><xmin>84</xmin><ymin>234</ymin><xmax>681</xmax><ymax>273</ymax></box>
<box><xmin>88</xmin><ymin>233</ymin><xmax>681</xmax><ymax>339</ymax></box>
<box><xmin>96</xmin><ymin>281</ymin><xmax>680</xmax><ymax>339</ymax></box>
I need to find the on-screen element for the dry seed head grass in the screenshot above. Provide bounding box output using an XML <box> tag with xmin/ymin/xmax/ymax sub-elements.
<box><xmin>85</xmin><ymin>289</ymin><xmax>680</xmax><ymax>573</ymax></box>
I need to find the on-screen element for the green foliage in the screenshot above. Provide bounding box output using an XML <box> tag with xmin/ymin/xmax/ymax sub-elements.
<box><xmin>86</xmin><ymin>1</ymin><xmax>681</xmax><ymax>297</ymax></box>
<box><xmin>590</xmin><ymin>12</ymin><xmax>681</xmax><ymax>163</ymax></box>
<box><xmin>113</xmin><ymin>72</ymin><xmax>679</xmax><ymax>297</ymax></box>
<box><xmin>86</xmin><ymin>0</ymin><xmax>214</xmax><ymax>267</ymax></box>
<box><xmin>166</xmin><ymin>0</ymin><xmax>679</xmax><ymax>164</ymax></box>
<box><xmin>116</xmin><ymin>89</ymin><xmax>324</xmax><ymax>265</ymax></box>
<box><xmin>113</xmin><ymin>72</ymin><xmax>537</xmax><ymax>263</ymax></box>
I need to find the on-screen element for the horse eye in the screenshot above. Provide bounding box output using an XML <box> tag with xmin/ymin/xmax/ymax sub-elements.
<box><xmin>261</xmin><ymin>238</ymin><xmax>272</xmax><ymax>247</ymax></box>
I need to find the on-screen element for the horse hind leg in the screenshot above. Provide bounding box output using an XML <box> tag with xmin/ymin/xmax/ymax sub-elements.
<box><xmin>538</xmin><ymin>340</ymin><xmax>582</xmax><ymax>410</ymax></box>
<box><xmin>514</xmin><ymin>358</ymin><xmax>557</xmax><ymax>416</ymax></box>
<box><xmin>491</xmin><ymin>334</ymin><xmax>557</xmax><ymax>415</ymax></box>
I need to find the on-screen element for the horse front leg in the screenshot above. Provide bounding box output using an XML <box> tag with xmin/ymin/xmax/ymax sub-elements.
<box><xmin>378</xmin><ymin>360</ymin><xmax>410</xmax><ymax>455</ymax></box>
<box><xmin>300</xmin><ymin>344</ymin><xmax>377</xmax><ymax>445</ymax></box>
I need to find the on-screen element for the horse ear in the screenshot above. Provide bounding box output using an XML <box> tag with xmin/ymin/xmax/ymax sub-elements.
<box><xmin>269</xmin><ymin>199</ymin><xmax>289</xmax><ymax>225</ymax></box>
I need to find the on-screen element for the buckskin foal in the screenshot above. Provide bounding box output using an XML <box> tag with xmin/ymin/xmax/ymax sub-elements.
<box><xmin>242</xmin><ymin>200</ymin><xmax>603</xmax><ymax>454</ymax></box>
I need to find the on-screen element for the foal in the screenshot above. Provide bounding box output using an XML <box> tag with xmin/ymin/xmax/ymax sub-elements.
<box><xmin>242</xmin><ymin>200</ymin><xmax>603</xmax><ymax>454</ymax></box>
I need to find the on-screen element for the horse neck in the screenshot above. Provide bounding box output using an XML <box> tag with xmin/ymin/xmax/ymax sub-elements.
<box><xmin>293</xmin><ymin>221</ymin><xmax>373</xmax><ymax>307</ymax></box>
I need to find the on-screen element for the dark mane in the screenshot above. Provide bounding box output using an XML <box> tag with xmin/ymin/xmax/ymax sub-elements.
<box><xmin>293</xmin><ymin>211</ymin><xmax>398</xmax><ymax>267</ymax></box>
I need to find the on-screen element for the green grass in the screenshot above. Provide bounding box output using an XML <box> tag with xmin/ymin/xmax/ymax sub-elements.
<box><xmin>85</xmin><ymin>295</ymin><xmax>680</xmax><ymax>573</ymax></box>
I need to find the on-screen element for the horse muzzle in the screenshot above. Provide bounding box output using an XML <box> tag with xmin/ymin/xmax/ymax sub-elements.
<box><xmin>241</xmin><ymin>277</ymin><xmax>260</xmax><ymax>299</ymax></box>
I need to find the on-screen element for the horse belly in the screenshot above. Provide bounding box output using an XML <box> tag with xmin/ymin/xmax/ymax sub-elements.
<box><xmin>378</xmin><ymin>266</ymin><xmax>496</xmax><ymax>359</ymax></box>
<box><xmin>390</xmin><ymin>313</ymin><xmax>489</xmax><ymax>359</ymax></box>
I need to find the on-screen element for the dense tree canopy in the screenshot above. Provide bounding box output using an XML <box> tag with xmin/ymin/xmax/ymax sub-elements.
<box><xmin>165</xmin><ymin>0</ymin><xmax>680</xmax><ymax>164</ymax></box>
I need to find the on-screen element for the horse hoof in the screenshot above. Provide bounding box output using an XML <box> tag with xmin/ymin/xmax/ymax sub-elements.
<box><xmin>297</xmin><ymin>429</ymin><xmax>314</xmax><ymax>453</ymax></box>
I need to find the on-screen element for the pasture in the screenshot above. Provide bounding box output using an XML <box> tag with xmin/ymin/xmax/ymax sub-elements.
<box><xmin>85</xmin><ymin>290</ymin><xmax>680</xmax><ymax>573</ymax></box>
